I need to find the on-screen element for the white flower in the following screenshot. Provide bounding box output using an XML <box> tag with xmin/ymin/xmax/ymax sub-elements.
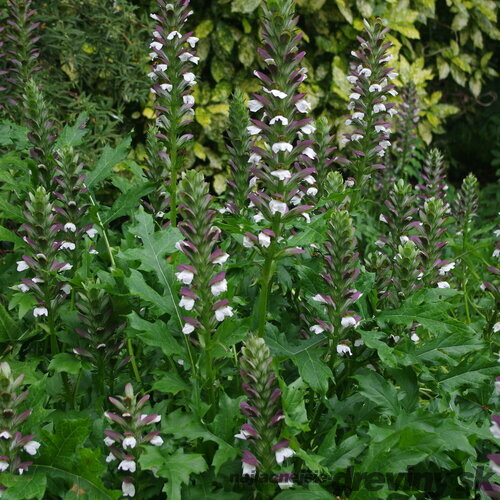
<box><xmin>310</xmin><ymin>325</ymin><xmax>324</xmax><ymax>334</ymax></box>
<box><xmin>215</xmin><ymin>305</ymin><xmax>233</xmax><ymax>322</ymax></box>
<box><xmin>0</xmin><ymin>431</ymin><xmax>11</xmax><ymax>439</ymax></box>
<box><xmin>64</xmin><ymin>222</ymin><xmax>77</xmax><ymax>232</ymax></box>
<box><xmin>253</xmin><ymin>212</ymin><xmax>265</xmax><ymax>223</ymax></box>
<box><xmin>247</xmin><ymin>125</ymin><xmax>261</xmax><ymax>135</ymax></box>
<box><xmin>438</xmin><ymin>262</ymin><xmax>455</xmax><ymax>275</ymax></box>
<box><xmin>166</xmin><ymin>30</ymin><xmax>182</xmax><ymax>40</ymax></box>
<box><xmin>271</xmin><ymin>169</ymin><xmax>292</xmax><ymax>181</ymax></box>
<box><xmin>141</xmin><ymin>414</ymin><xmax>161</xmax><ymax>423</ymax></box>
<box><xmin>351</xmin><ymin>133</ymin><xmax>363</xmax><ymax>141</ymax></box>
<box><xmin>493</xmin><ymin>322</ymin><xmax>500</xmax><ymax>333</ymax></box>
<box><xmin>122</xmin><ymin>481</ymin><xmax>136</xmax><ymax>498</ymax></box>
<box><xmin>302</xmin><ymin>212</ymin><xmax>311</xmax><ymax>223</ymax></box>
<box><xmin>23</xmin><ymin>440</ymin><xmax>40</xmax><ymax>456</ymax></box>
<box><xmin>61</xmin><ymin>241</ymin><xmax>76</xmax><ymax>251</ymax></box>
<box><xmin>307</xmin><ymin>187</ymin><xmax>318</xmax><ymax>196</ymax></box>
<box><xmin>490</xmin><ymin>421</ymin><xmax>500</xmax><ymax>439</ymax></box>
<box><xmin>269</xmin><ymin>89</ymin><xmax>288</xmax><ymax>99</ymax></box>
<box><xmin>379</xmin><ymin>54</ymin><xmax>394</xmax><ymax>63</ymax></box>
<box><xmin>264</xmin><ymin>57</ymin><xmax>275</xmax><ymax>64</ymax></box>
<box><xmin>272</xmin><ymin>142</ymin><xmax>293</xmax><ymax>154</ymax></box>
<box><xmin>437</xmin><ymin>281</ymin><xmax>450</xmax><ymax>289</ymax></box>
<box><xmin>187</xmin><ymin>36</ymin><xmax>199</xmax><ymax>48</ymax></box>
<box><xmin>388</xmin><ymin>71</ymin><xmax>398</xmax><ymax>80</ymax></box>
<box><xmin>248</xmin><ymin>99</ymin><xmax>263</xmax><ymax>112</ymax></box>
<box><xmin>347</xmin><ymin>75</ymin><xmax>358</xmax><ymax>84</ymax></box>
<box><xmin>493</xmin><ymin>249</ymin><xmax>500</xmax><ymax>258</ymax></box>
<box><xmin>123</xmin><ymin>436</ymin><xmax>137</xmax><ymax>449</ymax></box>
<box><xmin>248</xmin><ymin>153</ymin><xmax>261</xmax><ymax>165</ymax></box>
<box><xmin>155</xmin><ymin>211</ymin><xmax>165</xmax><ymax>219</ymax></box>
<box><xmin>374</xmin><ymin>240</ymin><xmax>385</xmax><ymax>248</ymax></box>
<box><xmin>301</xmin><ymin>123</ymin><xmax>316</xmax><ymax>134</ymax></box>
<box><xmin>86</xmin><ymin>228</ymin><xmax>98</xmax><ymax>238</ymax></box>
<box><xmin>349</xmin><ymin>92</ymin><xmax>361</xmax><ymax>100</ymax></box>
<box><xmin>336</xmin><ymin>344</ymin><xmax>352</xmax><ymax>356</ymax></box>
<box><xmin>379</xmin><ymin>214</ymin><xmax>388</xmax><ymax>224</ymax></box>
<box><xmin>270</xmin><ymin>115</ymin><xmax>289</xmax><ymax>125</ymax></box>
<box><xmin>176</xmin><ymin>269</ymin><xmax>194</xmax><ymax>285</ymax></box>
<box><xmin>375</xmin><ymin>125</ymin><xmax>389</xmax><ymax>133</ymax></box>
<box><xmin>345</xmin><ymin>179</ymin><xmax>355</xmax><ymax>188</ymax></box>
<box><xmin>32</xmin><ymin>277</ymin><xmax>44</xmax><ymax>283</ymax></box>
<box><xmin>183</xmin><ymin>72</ymin><xmax>196</xmax><ymax>85</ymax></box>
<box><xmin>347</xmin><ymin>101</ymin><xmax>355</xmax><ymax>110</ymax></box>
<box><xmin>118</xmin><ymin>459</ymin><xmax>136</xmax><ymax>473</ymax></box>
<box><xmin>0</xmin><ymin>460</ymin><xmax>8</xmax><ymax>472</ymax></box>
<box><xmin>182</xmin><ymin>323</ymin><xmax>195</xmax><ymax>334</ymax></box>
<box><xmin>388</xmin><ymin>89</ymin><xmax>398</xmax><ymax>96</ymax></box>
<box><xmin>59</xmin><ymin>263</ymin><xmax>73</xmax><ymax>272</ymax></box>
<box><xmin>149</xmin><ymin>41</ymin><xmax>163</xmax><ymax>51</ymax></box>
<box><xmin>269</xmin><ymin>200</ymin><xmax>287</xmax><ymax>215</ymax></box>
<box><xmin>369</xmin><ymin>84</ymin><xmax>382</xmax><ymax>92</ymax></box>
<box><xmin>411</xmin><ymin>332</ymin><xmax>420</xmax><ymax>343</ymax></box>
<box><xmin>258</xmin><ymin>232</ymin><xmax>271</xmax><ymax>248</ymax></box>
<box><xmin>388</xmin><ymin>107</ymin><xmax>398</xmax><ymax>116</ymax></box>
<box><xmin>89</xmin><ymin>249</ymin><xmax>99</xmax><ymax>255</ymax></box>
<box><xmin>379</xmin><ymin>140</ymin><xmax>391</xmax><ymax>149</ymax></box>
<box><xmin>400</xmin><ymin>236</ymin><xmax>409</xmax><ymax>244</ymax></box>
<box><xmin>278</xmin><ymin>477</ymin><xmax>294</xmax><ymax>490</ymax></box>
<box><xmin>341</xmin><ymin>316</ymin><xmax>359</xmax><ymax>328</ymax></box>
<box><xmin>179</xmin><ymin>52</ymin><xmax>196</xmax><ymax>63</ymax></box>
<box><xmin>373</xmin><ymin>103</ymin><xmax>386</xmax><ymax>113</ymax></box>
<box><xmin>303</xmin><ymin>147</ymin><xmax>316</xmax><ymax>159</ymax></box>
<box><xmin>179</xmin><ymin>296</ymin><xmax>195</xmax><ymax>310</ymax></box>
<box><xmin>345</xmin><ymin>119</ymin><xmax>352</xmax><ymax>126</ymax></box>
<box><xmin>17</xmin><ymin>283</ymin><xmax>29</xmax><ymax>293</ymax></box>
<box><xmin>352</xmin><ymin>111</ymin><xmax>364</xmax><ymax>121</ymax></box>
<box><xmin>312</xmin><ymin>294</ymin><xmax>326</xmax><ymax>303</ymax></box>
<box><xmin>243</xmin><ymin>236</ymin><xmax>254</xmax><ymax>248</ymax></box>
<box><xmin>183</xmin><ymin>95</ymin><xmax>195</xmax><ymax>106</ymax></box>
<box><xmin>303</xmin><ymin>175</ymin><xmax>315</xmax><ymax>185</ymax></box>
<box><xmin>16</xmin><ymin>260</ymin><xmax>29</xmax><ymax>272</ymax></box>
<box><xmin>212</xmin><ymin>252</ymin><xmax>229</xmax><ymax>265</ymax></box>
<box><xmin>211</xmin><ymin>279</ymin><xmax>227</xmax><ymax>297</ymax></box>
<box><xmin>33</xmin><ymin>307</ymin><xmax>48</xmax><ymax>318</ymax></box>
<box><xmin>105</xmin><ymin>451</ymin><xmax>116</xmax><ymax>463</ymax></box>
<box><xmin>104</xmin><ymin>437</ymin><xmax>115</xmax><ymax>447</ymax></box>
<box><xmin>242</xmin><ymin>462</ymin><xmax>256</xmax><ymax>477</ymax></box>
<box><xmin>150</xmin><ymin>435</ymin><xmax>163</xmax><ymax>446</ymax></box>
<box><xmin>295</xmin><ymin>99</ymin><xmax>311</xmax><ymax>113</ymax></box>
<box><xmin>359</xmin><ymin>68</ymin><xmax>372</xmax><ymax>77</ymax></box>
<box><xmin>275</xmin><ymin>447</ymin><xmax>295</xmax><ymax>464</ymax></box>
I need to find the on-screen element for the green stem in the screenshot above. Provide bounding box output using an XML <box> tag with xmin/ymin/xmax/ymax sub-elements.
<box><xmin>169</xmin><ymin>144</ymin><xmax>178</xmax><ymax>227</ymax></box>
<box><xmin>127</xmin><ymin>338</ymin><xmax>141</xmax><ymax>384</ymax></box>
<box><xmin>89</xmin><ymin>195</ymin><xmax>115</xmax><ymax>268</ymax></box>
<box><xmin>257</xmin><ymin>250</ymin><xmax>275</xmax><ymax>337</ymax></box>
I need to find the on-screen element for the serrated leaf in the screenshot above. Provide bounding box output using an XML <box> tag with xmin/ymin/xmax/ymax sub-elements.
<box><xmin>320</xmin><ymin>434</ymin><xmax>366</xmax><ymax>472</ymax></box>
<box><xmin>152</xmin><ymin>372</ymin><xmax>189</xmax><ymax>395</ymax></box>
<box><xmin>102</xmin><ymin>182</ymin><xmax>154</xmax><ymax>224</ymax></box>
<box><xmin>86</xmin><ymin>136</ymin><xmax>131</xmax><ymax>188</ymax></box>
<box><xmin>295</xmin><ymin>350</ymin><xmax>333</xmax><ymax>395</ymax></box>
<box><xmin>1</xmin><ymin>472</ymin><xmax>47</xmax><ymax>499</ymax></box>
<box><xmin>231</xmin><ymin>0</ymin><xmax>261</xmax><ymax>14</ymax></box>
<box><xmin>55</xmin><ymin>113</ymin><xmax>89</xmax><ymax>149</ymax></box>
<box><xmin>0</xmin><ymin>225</ymin><xmax>26</xmax><ymax>248</ymax></box>
<box><xmin>48</xmin><ymin>353</ymin><xmax>82</xmax><ymax>375</ymax></box>
<box><xmin>354</xmin><ymin>372</ymin><xmax>400</xmax><ymax>417</ymax></box>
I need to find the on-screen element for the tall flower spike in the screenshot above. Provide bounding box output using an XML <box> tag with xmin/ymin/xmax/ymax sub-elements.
<box><xmin>0</xmin><ymin>362</ymin><xmax>40</xmax><ymax>488</ymax></box>
<box><xmin>3</xmin><ymin>0</ymin><xmax>41</xmax><ymax>112</ymax></box>
<box><xmin>53</xmin><ymin>146</ymin><xmax>96</xmax><ymax>264</ymax></box>
<box><xmin>238</xmin><ymin>335</ymin><xmax>294</xmax><ymax>489</ymax></box>
<box><xmin>226</xmin><ymin>89</ymin><xmax>252</xmax><ymax>215</ymax></box>
<box><xmin>148</xmin><ymin>0</ymin><xmax>198</xmax><ymax>226</ymax></box>
<box><xmin>104</xmin><ymin>383</ymin><xmax>163</xmax><ymax>498</ymax></box>
<box><xmin>23</xmin><ymin>79</ymin><xmax>58</xmax><ymax>188</ymax></box>
<box><xmin>416</xmin><ymin>148</ymin><xmax>448</xmax><ymax>202</ymax></box>
<box><xmin>311</xmin><ymin>210</ymin><xmax>361</xmax><ymax>351</ymax></box>
<box><xmin>412</xmin><ymin>197</ymin><xmax>450</xmax><ymax>287</ymax></box>
<box><xmin>342</xmin><ymin>18</ymin><xmax>397</xmax><ymax>208</ymax></box>
<box><xmin>391</xmin><ymin>240</ymin><xmax>423</xmax><ymax>304</ymax></box>
<box><xmin>454</xmin><ymin>173</ymin><xmax>479</xmax><ymax>238</ymax></box>
<box><xmin>16</xmin><ymin>187</ymin><xmax>70</xmax><ymax>334</ymax></box>
<box><xmin>245</xmin><ymin>0</ymin><xmax>314</xmax><ymax>335</ymax></box>
<box><xmin>391</xmin><ymin>81</ymin><xmax>420</xmax><ymax>178</ymax></box>
<box><xmin>73</xmin><ymin>282</ymin><xmax>128</xmax><ymax>395</ymax></box>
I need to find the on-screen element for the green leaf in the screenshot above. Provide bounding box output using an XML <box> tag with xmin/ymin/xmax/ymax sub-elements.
<box><xmin>0</xmin><ymin>225</ymin><xmax>26</xmax><ymax>248</ymax></box>
<box><xmin>320</xmin><ymin>434</ymin><xmax>366</xmax><ymax>472</ymax></box>
<box><xmin>128</xmin><ymin>312</ymin><xmax>184</xmax><ymax>357</ymax></box>
<box><xmin>0</xmin><ymin>197</ymin><xmax>23</xmax><ymax>222</ymax></box>
<box><xmin>0</xmin><ymin>301</ymin><xmax>17</xmax><ymax>341</ymax></box>
<box><xmin>55</xmin><ymin>112</ymin><xmax>89</xmax><ymax>148</ymax></box>
<box><xmin>86</xmin><ymin>137</ymin><xmax>131</xmax><ymax>188</ymax></box>
<box><xmin>102</xmin><ymin>182</ymin><xmax>154</xmax><ymax>225</ymax></box>
<box><xmin>48</xmin><ymin>353</ymin><xmax>82</xmax><ymax>376</ymax></box>
<box><xmin>354</xmin><ymin>371</ymin><xmax>400</xmax><ymax>417</ymax></box>
<box><xmin>295</xmin><ymin>350</ymin><xmax>333</xmax><ymax>395</ymax></box>
<box><xmin>231</xmin><ymin>0</ymin><xmax>261</xmax><ymax>14</ymax></box>
<box><xmin>1</xmin><ymin>472</ymin><xmax>47</xmax><ymax>499</ymax></box>
<box><xmin>125</xmin><ymin>269</ymin><xmax>171</xmax><ymax>315</ymax></box>
<box><xmin>157</xmin><ymin>449</ymin><xmax>208</xmax><ymax>500</ymax></box>
<box><xmin>281</xmin><ymin>377</ymin><xmax>310</xmax><ymax>433</ymax></box>
<box><xmin>152</xmin><ymin>372</ymin><xmax>189</xmax><ymax>395</ymax></box>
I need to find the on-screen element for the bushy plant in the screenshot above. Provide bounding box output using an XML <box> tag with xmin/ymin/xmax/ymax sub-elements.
<box><xmin>0</xmin><ymin>0</ymin><xmax>497</xmax><ymax>498</ymax></box>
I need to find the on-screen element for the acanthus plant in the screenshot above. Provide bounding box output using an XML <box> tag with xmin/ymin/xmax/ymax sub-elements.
<box><xmin>0</xmin><ymin>362</ymin><xmax>40</xmax><ymax>491</ymax></box>
<box><xmin>242</xmin><ymin>0</ymin><xmax>316</xmax><ymax>337</ymax></box>
<box><xmin>176</xmin><ymin>171</ymin><xmax>232</xmax><ymax>406</ymax></box>
<box><xmin>341</xmin><ymin>17</ymin><xmax>398</xmax><ymax>210</ymax></box>
<box><xmin>147</xmin><ymin>0</ymin><xmax>198</xmax><ymax>226</ymax></box>
<box><xmin>237</xmin><ymin>335</ymin><xmax>295</xmax><ymax>494</ymax></box>
<box><xmin>104</xmin><ymin>383</ymin><xmax>163</xmax><ymax>498</ymax></box>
